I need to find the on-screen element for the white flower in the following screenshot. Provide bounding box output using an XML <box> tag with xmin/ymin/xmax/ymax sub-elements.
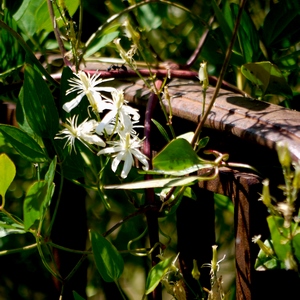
<box><xmin>95</xmin><ymin>89</ymin><xmax>140</xmax><ymax>136</ymax></box>
<box><xmin>97</xmin><ymin>132</ymin><xmax>148</xmax><ymax>178</ymax></box>
<box><xmin>63</xmin><ymin>71</ymin><xmax>116</xmax><ymax>113</ymax></box>
<box><xmin>55</xmin><ymin>115</ymin><xmax>105</xmax><ymax>153</ymax></box>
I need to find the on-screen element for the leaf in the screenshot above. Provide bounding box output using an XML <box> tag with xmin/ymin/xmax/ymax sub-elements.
<box><xmin>231</xmin><ymin>3</ymin><xmax>260</xmax><ymax>62</ymax></box>
<box><xmin>23</xmin><ymin>181</ymin><xmax>48</xmax><ymax>231</ymax></box>
<box><xmin>0</xmin><ymin>212</ymin><xmax>25</xmax><ymax>238</ymax></box>
<box><xmin>23</xmin><ymin>64</ymin><xmax>59</xmax><ymax>138</ymax></box>
<box><xmin>267</xmin><ymin>216</ymin><xmax>292</xmax><ymax>266</ymax></box>
<box><xmin>105</xmin><ymin>176</ymin><xmax>204</xmax><ymax>190</ymax></box>
<box><xmin>90</xmin><ymin>230</ymin><xmax>124</xmax><ymax>282</ymax></box>
<box><xmin>254</xmin><ymin>239</ymin><xmax>279</xmax><ymax>271</ymax></box>
<box><xmin>72</xmin><ymin>291</ymin><xmax>86</xmax><ymax>300</ymax></box>
<box><xmin>0</xmin><ymin>154</ymin><xmax>16</xmax><ymax>205</ymax></box>
<box><xmin>84</xmin><ymin>30</ymin><xmax>120</xmax><ymax>58</ymax></box>
<box><xmin>138</xmin><ymin>3</ymin><xmax>162</xmax><ymax>32</ymax></box>
<box><xmin>153</xmin><ymin>138</ymin><xmax>206</xmax><ymax>172</ymax></box>
<box><xmin>151</xmin><ymin>119</ymin><xmax>170</xmax><ymax>143</ymax></box>
<box><xmin>0</xmin><ymin>125</ymin><xmax>48</xmax><ymax>162</ymax></box>
<box><xmin>13</xmin><ymin>0</ymin><xmax>79</xmax><ymax>37</ymax></box>
<box><xmin>211</xmin><ymin>0</ymin><xmax>233</xmax><ymax>46</ymax></box>
<box><xmin>292</xmin><ymin>232</ymin><xmax>300</xmax><ymax>263</ymax></box>
<box><xmin>145</xmin><ymin>256</ymin><xmax>174</xmax><ymax>295</ymax></box>
<box><xmin>263</xmin><ymin>1</ymin><xmax>300</xmax><ymax>47</ymax></box>
<box><xmin>16</xmin><ymin>87</ymin><xmax>36</xmax><ymax>138</ymax></box>
<box><xmin>241</xmin><ymin>61</ymin><xmax>293</xmax><ymax>99</ymax></box>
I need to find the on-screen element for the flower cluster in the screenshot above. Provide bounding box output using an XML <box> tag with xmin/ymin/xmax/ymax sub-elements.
<box><xmin>55</xmin><ymin>70</ymin><xmax>149</xmax><ymax>178</ymax></box>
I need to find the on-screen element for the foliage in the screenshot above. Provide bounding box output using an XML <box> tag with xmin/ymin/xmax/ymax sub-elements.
<box><xmin>253</xmin><ymin>142</ymin><xmax>300</xmax><ymax>273</ymax></box>
<box><xmin>0</xmin><ymin>0</ymin><xmax>300</xmax><ymax>299</ymax></box>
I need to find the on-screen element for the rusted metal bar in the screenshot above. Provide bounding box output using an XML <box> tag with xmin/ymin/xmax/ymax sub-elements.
<box><xmin>199</xmin><ymin>168</ymin><xmax>263</xmax><ymax>300</ymax></box>
<box><xmin>122</xmin><ymin>78</ymin><xmax>300</xmax><ymax>161</ymax></box>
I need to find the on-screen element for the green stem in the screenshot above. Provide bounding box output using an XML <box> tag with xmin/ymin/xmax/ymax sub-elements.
<box><xmin>115</xmin><ymin>280</ymin><xmax>127</xmax><ymax>300</ymax></box>
<box><xmin>36</xmin><ymin>236</ymin><xmax>62</xmax><ymax>281</ymax></box>
<box><xmin>0</xmin><ymin>20</ymin><xmax>59</xmax><ymax>87</ymax></box>
<box><xmin>48</xmin><ymin>242</ymin><xmax>92</xmax><ymax>255</ymax></box>
<box><xmin>0</xmin><ymin>243</ymin><xmax>37</xmax><ymax>256</ymax></box>
<box><xmin>191</xmin><ymin>0</ymin><xmax>247</xmax><ymax>148</ymax></box>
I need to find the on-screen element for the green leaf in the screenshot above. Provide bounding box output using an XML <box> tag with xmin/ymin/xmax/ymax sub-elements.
<box><xmin>211</xmin><ymin>0</ymin><xmax>233</xmax><ymax>46</ymax></box>
<box><xmin>0</xmin><ymin>125</ymin><xmax>48</xmax><ymax>162</ymax></box>
<box><xmin>292</xmin><ymin>231</ymin><xmax>300</xmax><ymax>263</ymax></box>
<box><xmin>254</xmin><ymin>239</ymin><xmax>279</xmax><ymax>271</ymax></box>
<box><xmin>13</xmin><ymin>0</ymin><xmax>79</xmax><ymax>37</ymax></box>
<box><xmin>23</xmin><ymin>181</ymin><xmax>48</xmax><ymax>231</ymax></box>
<box><xmin>267</xmin><ymin>216</ymin><xmax>292</xmax><ymax>266</ymax></box>
<box><xmin>241</xmin><ymin>61</ymin><xmax>293</xmax><ymax>99</ymax></box>
<box><xmin>0</xmin><ymin>154</ymin><xmax>16</xmax><ymax>205</ymax></box>
<box><xmin>145</xmin><ymin>256</ymin><xmax>174</xmax><ymax>295</ymax></box>
<box><xmin>0</xmin><ymin>212</ymin><xmax>25</xmax><ymax>238</ymax></box>
<box><xmin>72</xmin><ymin>291</ymin><xmax>85</xmax><ymax>300</ymax></box>
<box><xmin>84</xmin><ymin>30</ymin><xmax>120</xmax><ymax>58</ymax></box>
<box><xmin>231</xmin><ymin>3</ymin><xmax>260</xmax><ymax>62</ymax></box>
<box><xmin>138</xmin><ymin>3</ymin><xmax>162</xmax><ymax>32</ymax></box>
<box><xmin>16</xmin><ymin>87</ymin><xmax>36</xmax><ymax>138</ymax></box>
<box><xmin>90</xmin><ymin>230</ymin><xmax>124</xmax><ymax>282</ymax></box>
<box><xmin>45</xmin><ymin>156</ymin><xmax>57</xmax><ymax>187</ymax></box>
<box><xmin>41</xmin><ymin>157</ymin><xmax>57</xmax><ymax>216</ymax></box>
<box><xmin>23</xmin><ymin>64</ymin><xmax>59</xmax><ymax>138</ymax></box>
<box><xmin>153</xmin><ymin>138</ymin><xmax>205</xmax><ymax>172</ymax></box>
<box><xmin>151</xmin><ymin>119</ymin><xmax>170</xmax><ymax>143</ymax></box>
<box><xmin>263</xmin><ymin>1</ymin><xmax>300</xmax><ymax>47</ymax></box>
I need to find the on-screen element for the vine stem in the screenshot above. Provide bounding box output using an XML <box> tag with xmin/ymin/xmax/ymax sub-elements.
<box><xmin>46</xmin><ymin>0</ymin><xmax>71</xmax><ymax>67</ymax></box>
<box><xmin>0</xmin><ymin>243</ymin><xmax>37</xmax><ymax>256</ymax></box>
<box><xmin>191</xmin><ymin>0</ymin><xmax>248</xmax><ymax>148</ymax></box>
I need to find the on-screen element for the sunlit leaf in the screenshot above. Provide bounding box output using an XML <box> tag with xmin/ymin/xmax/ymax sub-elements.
<box><xmin>267</xmin><ymin>216</ymin><xmax>292</xmax><ymax>266</ymax></box>
<box><xmin>145</xmin><ymin>256</ymin><xmax>174</xmax><ymax>295</ymax></box>
<box><xmin>0</xmin><ymin>125</ymin><xmax>48</xmax><ymax>162</ymax></box>
<box><xmin>90</xmin><ymin>230</ymin><xmax>124</xmax><ymax>282</ymax></box>
<box><xmin>231</xmin><ymin>3</ymin><xmax>260</xmax><ymax>62</ymax></box>
<box><xmin>85</xmin><ymin>30</ymin><xmax>120</xmax><ymax>58</ymax></box>
<box><xmin>0</xmin><ymin>212</ymin><xmax>25</xmax><ymax>238</ymax></box>
<box><xmin>13</xmin><ymin>0</ymin><xmax>79</xmax><ymax>37</ymax></box>
<box><xmin>254</xmin><ymin>239</ymin><xmax>280</xmax><ymax>271</ymax></box>
<box><xmin>241</xmin><ymin>61</ymin><xmax>292</xmax><ymax>99</ymax></box>
<box><xmin>0</xmin><ymin>154</ymin><xmax>16</xmax><ymax>206</ymax></box>
<box><xmin>23</xmin><ymin>181</ymin><xmax>48</xmax><ymax>231</ymax></box>
<box><xmin>153</xmin><ymin>138</ymin><xmax>206</xmax><ymax>173</ymax></box>
<box><xmin>138</xmin><ymin>3</ymin><xmax>162</xmax><ymax>31</ymax></box>
<box><xmin>105</xmin><ymin>176</ymin><xmax>204</xmax><ymax>190</ymax></box>
<box><xmin>292</xmin><ymin>231</ymin><xmax>300</xmax><ymax>263</ymax></box>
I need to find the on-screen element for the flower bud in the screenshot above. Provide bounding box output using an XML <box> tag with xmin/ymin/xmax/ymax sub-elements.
<box><xmin>252</xmin><ymin>235</ymin><xmax>274</xmax><ymax>257</ymax></box>
<box><xmin>293</xmin><ymin>161</ymin><xmax>300</xmax><ymax>189</ymax></box>
<box><xmin>261</xmin><ymin>179</ymin><xmax>271</xmax><ymax>208</ymax></box>
<box><xmin>199</xmin><ymin>61</ymin><xmax>209</xmax><ymax>90</ymax></box>
<box><xmin>276</xmin><ymin>141</ymin><xmax>291</xmax><ymax>168</ymax></box>
<box><xmin>191</xmin><ymin>259</ymin><xmax>200</xmax><ymax>280</ymax></box>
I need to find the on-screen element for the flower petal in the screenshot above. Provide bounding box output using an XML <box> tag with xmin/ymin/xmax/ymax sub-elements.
<box><xmin>112</xmin><ymin>152</ymin><xmax>125</xmax><ymax>172</ymax></box>
<box><xmin>63</xmin><ymin>94</ymin><xmax>83</xmax><ymax>112</ymax></box>
<box><xmin>121</xmin><ymin>152</ymin><xmax>134</xmax><ymax>178</ymax></box>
